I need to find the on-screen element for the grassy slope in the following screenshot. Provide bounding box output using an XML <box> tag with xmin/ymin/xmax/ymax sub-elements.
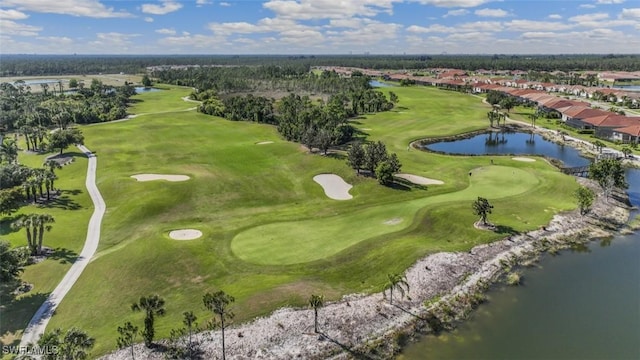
<box><xmin>41</xmin><ymin>85</ymin><xmax>577</xmax><ymax>356</ymax></box>
<box><xmin>0</xmin><ymin>149</ymin><xmax>93</xmax><ymax>346</ymax></box>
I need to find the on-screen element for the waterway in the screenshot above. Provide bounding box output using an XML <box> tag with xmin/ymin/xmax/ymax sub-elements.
<box><xmin>399</xmin><ymin>135</ymin><xmax>640</xmax><ymax>359</ymax></box>
<box><xmin>370</xmin><ymin>80</ymin><xmax>395</xmax><ymax>87</ymax></box>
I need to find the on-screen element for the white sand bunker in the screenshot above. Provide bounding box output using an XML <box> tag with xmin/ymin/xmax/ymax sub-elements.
<box><xmin>313</xmin><ymin>174</ymin><xmax>353</xmax><ymax>200</ymax></box>
<box><xmin>395</xmin><ymin>173</ymin><xmax>444</xmax><ymax>185</ymax></box>
<box><xmin>383</xmin><ymin>218</ymin><xmax>403</xmax><ymax>225</ymax></box>
<box><xmin>512</xmin><ymin>157</ymin><xmax>536</xmax><ymax>162</ymax></box>
<box><xmin>256</xmin><ymin>141</ymin><xmax>274</xmax><ymax>145</ymax></box>
<box><xmin>131</xmin><ymin>174</ymin><xmax>190</xmax><ymax>182</ymax></box>
<box><xmin>169</xmin><ymin>229</ymin><xmax>202</xmax><ymax>240</ymax></box>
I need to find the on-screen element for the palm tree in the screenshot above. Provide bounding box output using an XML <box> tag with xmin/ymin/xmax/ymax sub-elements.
<box><xmin>203</xmin><ymin>290</ymin><xmax>235</xmax><ymax>360</ymax></box>
<box><xmin>44</xmin><ymin>170</ymin><xmax>57</xmax><ymax>200</ymax></box>
<box><xmin>383</xmin><ymin>273</ymin><xmax>410</xmax><ymax>305</ymax></box>
<box><xmin>308</xmin><ymin>294</ymin><xmax>324</xmax><ymax>333</ymax></box>
<box><xmin>44</xmin><ymin>159</ymin><xmax>63</xmax><ymax>175</ymax></box>
<box><xmin>0</xmin><ymin>138</ymin><xmax>18</xmax><ymax>164</ymax></box>
<box><xmin>622</xmin><ymin>146</ymin><xmax>632</xmax><ymax>159</ymax></box>
<box><xmin>60</xmin><ymin>327</ymin><xmax>95</xmax><ymax>360</ymax></box>
<box><xmin>34</xmin><ymin>213</ymin><xmax>55</xmax><ymax>255</ymax></box>
<box><xmin>12</xmin><ymin>215</ymin><xmax>36</xmax><ymax>255</ymax></box>
<box><xmin>594</xmin><ymin>140</ymin><xmax>606</xmax><ymax>154</ymax></box>
<box><xmin>131</xmin><ymin>294</ymin><xmax>166</xmax><ymax>348</ymax></box>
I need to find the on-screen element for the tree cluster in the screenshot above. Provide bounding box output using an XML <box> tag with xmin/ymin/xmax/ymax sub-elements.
<box><xmin>347</xmin><ymin>141</ymin><xmax>402</xmax><ymax>185</ymax></box>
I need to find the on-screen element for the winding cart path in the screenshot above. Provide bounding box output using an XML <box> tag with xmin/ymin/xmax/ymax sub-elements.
<box><xmin>19</xmin><ymin>144</ymin><xmax>105</xmax><ymax>347</ymax></box>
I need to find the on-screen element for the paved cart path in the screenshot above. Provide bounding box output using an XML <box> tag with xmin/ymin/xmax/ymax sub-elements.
<box><xmin>19</xmin><ymin>144</ymin><xmax>106</xmax><ymax>346</ymax></box>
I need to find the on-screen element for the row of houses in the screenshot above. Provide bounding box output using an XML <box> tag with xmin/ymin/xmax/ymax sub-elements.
<box><xmin>473</xmin><ymin>83</ymin><xmax>640</xmax><ymax>144</ymax></box>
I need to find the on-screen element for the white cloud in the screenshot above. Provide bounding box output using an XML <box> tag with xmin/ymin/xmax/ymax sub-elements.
<box><xmin>443</xmin><ymin>9</ymin><xmax>468</xmax><ymax>17</ymax></box>
<box><xmin>407</xmin><ymin>21</ymin><xmax>501</xmax><ymax>34</ymax></box>
<box><xmin>36</xmin><ymin>36</ymin><xmax>73</xmax><ymax>44</ymax></box>
<box><xmin>155</xmin><ymin>28</ymin><xmax>177</xmax><ymax>35</ymax></box>
<box><xmin>219</xmin><ymin>2</ymin><xmax>231</xmax><ymax>6</ymax></box>
<box><xmin>141</xmin><ymin>0</ymin><xmax>183</xmax><ymax>15</ymax></box>
<box><xmin>410</xmin><ymin>0</ymin><xmax>492</xmax><ymax>7</ymax></box>
<box><xmin>0</xmin><ymin>20</ymin><xmax>41</xmax><ymax>36</ymax></box>
<box><xmin>0</xmin><ymin>9</ymin><xmax>28</xmax><ymax>20</ymax></box>
<box><xmin>474</xmin><ymin>8</ymin><xmax>509</xmax><ymax>17</ymax></box>
<box><xmin>196</xmin><ymin>0</ymin><xmax>212</xmax><ymax>5</ymax></box>
<box><xmin>620</xmin><ymin>8</ymin><xmax>640</xmax><ymax>18</ymax></box>
<box><xmin>505</xmin><ymin>20</ymin><xmax>574</xmax><ymax>32</ymax></box>
<box><xmin>568</xmin><ymin>12</ymin><xmax>609</xmax><ymax>22</ymax></box>
<box><xmin>262</xmin><ymin>0</ymin><xmax>397</xmax><ymax>20</ymax></box>
<box><xmin>90</xmin><ymin>32</ymin><xmax>140</xmax><ymax>49</ymax></box>
<box><xmin>144</xmin><ymin>17</ymin><xmax>154</xmax><ymax>22</ymax></box>
<box><xmin>0</xmin><ymin>0</ymin><xmax>132</xmax><ymax>18</ymax></box>
<box><xmin>520</xmin><ymin>32</ymin><xmax>559</xmax><ymax>39</ymax></box>
<box><xmin>579</xmin><ymin>4</ymin><xmax>597</xmax><ymax>8</ymax></box>
<box><xmin>596</xmin><ymin>0</ymin><xmax>625</xmax><ymax>4</ymax></box>
<box><xmin>548</xmin><ymin>14</ymin><xmax>562</xmax><ymax>19</ymax></box>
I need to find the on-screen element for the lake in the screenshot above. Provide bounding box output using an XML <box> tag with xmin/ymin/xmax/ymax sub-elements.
<box><xmin>370</xmin><ymin>80</ymin><xmax>395</xmax><ymax>88</ymax></box>
<box><xmin>423</xmin><ymin>131</ymin><xmax>591</xmax><ymax>168</ymax></box>
<box><xmin>135</xmin><ymin>86</ymin><xmax>161</xmax><ymax>94</ymax></box>
<box><xmin>399</xmin><ymin>135</ymin><xmax>640</xmax><ymax>359</ymax></box>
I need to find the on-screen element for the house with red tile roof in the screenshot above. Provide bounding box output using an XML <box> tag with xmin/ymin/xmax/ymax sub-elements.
<box><xmin>612</xmin><ymin>123</ymin><xmax>640</xmax><ymax>144</ymax></box>
<box><xmin>562</xmin><ymin>106</ymin><xmax>612</xmax><ymax>129</ymax></box>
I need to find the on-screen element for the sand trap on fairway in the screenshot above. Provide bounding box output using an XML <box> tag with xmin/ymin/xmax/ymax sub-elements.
<box><xmin>256</xmin><ymin>141</ymin><xmax>274</xmax><ymax>145</ymax></box>
<box><xmin>512</xmin><ymin>157</ymin><xmax>536</xmax><ymax>162</ymax></box>
<box><xmin>131</xmin><ymin>174</ymin><xmax>190</xmax><ymax>182</ymax></box>
<box><xmin>395</xmin><ymin>173</ymin><xmax>444</xmax><ymax>185</ymax></box>
<box><xmin>313</xmin><ymin>174</ymin><xmax>353</xmax><ymax>200</ymax></box>
<box><xmin>169</xmin><ymin>229</ymin><xmax>202</xmax><ymax>240</ymax></box>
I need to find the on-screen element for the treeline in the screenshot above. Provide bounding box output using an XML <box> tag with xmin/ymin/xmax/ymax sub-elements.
<box><xmin>198</xmin><ymin>88</ymin><xmax>394</xmax><ymax>152</ymax></box>
<box><xmin>0</xmin><ymin>79</ymin><xmax>135</xmax><ymax>133</ymax></box>
<box><xmin>156</xmin><ymin>65</ymin><xmax>372</xmax><ymax>95</ymax></box>
<box><xmin>2</xmin><ymin>54</ymin><xmax>640</xmax><ymax>76</ymax></box>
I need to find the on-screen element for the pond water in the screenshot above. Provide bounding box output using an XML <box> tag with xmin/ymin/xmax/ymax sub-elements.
<box><xmin>399</xmin><ymin>137</ymin><xmax>640</xmax><ymax>359</ymax></box>
<box><xmin>423</xmin><ymin>131</ymin><xmax>591</xmax><ymax>168</ymax></box>
<box><xmin>612</xmin><ymin>85</ymin><xmax>640</xmax><ymax>91</ymax></box>
<box><xmin>369</xmin><ymin>80</ymin><xmax>395</xmax><ymax>87</ymax></box>
<box><xmin>135</xmin><ymin>86</ymin><xmax>161</xmax><ymax>94</ymax></box>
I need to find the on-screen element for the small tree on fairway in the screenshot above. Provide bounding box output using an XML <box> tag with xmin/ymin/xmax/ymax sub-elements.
<box><xmin>203</xmin><ymin>290</ymin><xmax>235</xmax><ymax>360</ymax></box>
<box><xmin>593</xmin><ymin>140</ymin><xmax>605</xmax><ymax>154</ymax></box>
<box><xmin>383</xmin><ymin>273</ymin><xmax>409</xmax><ymax>305</ymax></box>
<box><xmin>308</xmin><ymin>294</ymin><xmax>324</xmax><ymax>333</ymax></box>
<box><xmin>117</xmin><ymin>321</ymin><xmax>139</xmax><ymax>360</ymax></box>
<box><xmin>472</xmin><ymin>197</ymin><xmax>494</xmax><ymax>225</ymax></box>
<box><xmin>574</xmin><ymin>186</ymin><xmax>595</xmax><ymax>216</ymax></box>
<box><xmin>589</xmin><ymin>159</ymin><xmax>628</xmax><ymax>200</ymax></box>
<box><xmin>347</xmin><ymin>142</ymin><xmax>365</xmax><ymax>174</ymax></box>
<box><xmin>131</xmin><ymin>294</ymin><xmax>166</xmax><ymax>348</ymax></box>
<box><xmin>622</xmin><ymin>146</ymin><xmax>632</xmax><ymax>158</ymax></box>
<box><xmin>388</xmin><ymin>91</ymin><xmax>399</xmax><ymax>104</ymax></box>
<box><xmin>48</xmin><ymin>128</ymin><xmax>84</xmax><ymax>155</ymax></box>
<box><xmin>364</xmin><ymin>141</ymin><xmax>388</xmax><ymax>174</ymax></box>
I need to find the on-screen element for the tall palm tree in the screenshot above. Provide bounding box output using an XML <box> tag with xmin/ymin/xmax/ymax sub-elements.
<box><xmin>308</xmin><ymin>294</ymin><xmax>324</xmax><ymax>333</ymax></box>
<box><xmin>35</xmin><ymin>213</ymin><xmax>55</xmax><ymax>255</ymax></box>
<box><xmin>44</xmin><ymin>170</ymin><xmax>57</xmax><ymax>200</ymax></box>
<box><xmin>12</xmin><ymin>215</ymin><xmax>36</xmax><ymax>255</ymax></box>
<box><xmin>383</xmin><ymin>273</ymin><xmax>410</xmax><ymax>305</ymax></box>
<box><xmin>203</xmin><ymin>290</ymin><xmax>235</xmax><ymax>360</ymax></box>
<box><xmin>43</xmin><ymin>159</ymin><xmax>63</xmax><ymax>175</ymax></box>
<box><xmin>131</xmin><ymin>294</ymin><xmax>166</xmax><ymax>348</ymax></box>
<box><xmin>0</xmin><ymin>138</ymin><xmax>18</xmax><ymax>164</ymax></box>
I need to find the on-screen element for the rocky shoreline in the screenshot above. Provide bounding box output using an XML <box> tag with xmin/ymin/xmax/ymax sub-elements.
<box><xmin>101</xmin><ymin>175</ymin><xmax>630</xmax><ymax>360</ymax></box>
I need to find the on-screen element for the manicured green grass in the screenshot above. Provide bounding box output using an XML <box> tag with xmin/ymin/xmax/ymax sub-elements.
<box><xmin>128</xmin><ymin>85</ymin><xmax>194</xmax><ymax>114</ymax></box>
<box><xmin>0</xmin><ymin>149</ymin><xmax>93</xmax><ymax>346</ymax></box>
<box><xmin>30</xmin><ymin>85</ymin><xmax>579</xmax><ymax>356</ymax></box>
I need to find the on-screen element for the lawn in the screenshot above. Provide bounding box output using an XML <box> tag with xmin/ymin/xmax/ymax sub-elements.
<box><xmin>15</xmin><ymin>85</ymin><xmax>579</xmax><ymax>356</ymax></box>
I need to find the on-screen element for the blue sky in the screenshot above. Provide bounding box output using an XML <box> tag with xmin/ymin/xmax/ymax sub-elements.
<box><xmin>0</xmin><ymin>0</ymin><xmax>639</xmax><ymax>54</ymax></box>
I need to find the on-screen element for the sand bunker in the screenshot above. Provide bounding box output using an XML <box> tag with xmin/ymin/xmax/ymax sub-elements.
<box><xmin>131</xmin><ymin>174</ymin><xmax>190</xmax><ymax>182</ymax></box>
<box><xmin>313</xmin><ymin>174</ymin><xmax>353</xmax><ymax>200</ymax></box>
<box><xmin>169</xmin><ymin>229</ymin><xmax>202</xmax><ymax>240</ymax></box>
<box><xmin>256</xmin><ymin>141</ymin><xmax>274</xmax><ymax>145</ymax></box>
<box><xmin>512</xmin><ymin>157</ymin><xmax>536</xmax><ymax>162</ymax></box>
<box><xmin>395</xmin><ymin>173</ymin><xmax>444</xmax><ymax>185</ymax></box>
<box><xmin>383</xmin><ymin>218</ymin><xmax>403</xmax><ymax>225</ymax></box>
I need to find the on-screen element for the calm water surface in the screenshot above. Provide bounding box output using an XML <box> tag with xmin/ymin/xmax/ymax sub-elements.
<box><xmin>400</xmin><ymin>134</ymin><xmax>640</xmax><ymax>359</ymax></box>
<box><xmin>370</xmin><ymin>80</ymin><xmax>395</xmax><ymax>87</ymax></box>
<box><xmin>425</xmin><ymin>132</ymin><xmax>590</xmax><ymax>168</ymax></box>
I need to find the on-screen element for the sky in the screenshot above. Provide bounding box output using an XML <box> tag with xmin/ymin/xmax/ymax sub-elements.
<box><xmin>0</xmin><ymin>0</ymin><xmax>639</xmax><ymax>55</ymax></box>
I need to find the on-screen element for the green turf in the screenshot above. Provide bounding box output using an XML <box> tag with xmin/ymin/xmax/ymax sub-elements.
<box><xmin>8</xmin><ymin>85</ymin><xmax>580</xmax><ymax>356</ymax></box>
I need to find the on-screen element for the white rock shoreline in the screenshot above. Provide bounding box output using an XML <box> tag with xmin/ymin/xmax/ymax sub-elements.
<box><xmin>101</xmin><ymin>176</ymin><xmax>629</xmax><ymax>360</ymax></box>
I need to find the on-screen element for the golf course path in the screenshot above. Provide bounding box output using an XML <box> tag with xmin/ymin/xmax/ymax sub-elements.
<box><xmin>19</xmin><ymin>144</ymin><xmax>106</xmax><ymax>347</ymax></box>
